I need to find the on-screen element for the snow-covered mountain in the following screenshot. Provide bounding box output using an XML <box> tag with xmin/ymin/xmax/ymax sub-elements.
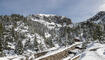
<box><xmin>0</xmin><ymin>14</ymin><xmax>73</xmax><ymax>56</ymax></box>
<box><xmin>0</xmin><ymin>11</ymin><xmax>105</xmax><ymax>60</ymax></box>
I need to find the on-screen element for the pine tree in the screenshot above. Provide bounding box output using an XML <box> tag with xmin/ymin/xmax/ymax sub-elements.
<box><xmin>15</xmin><ymin>40</ymin><xmax>23</xmax><ymax>55</ymax></box>
<box><xmin>0</xmin><ymin>39</ymin><xmax>3</xmax><ymax>56</ymax></box>
<box><xmin>93</xmin><ymin>24</ymin><xmax>103</xmax><ymax>43</ymax></box>
<box><xmin>34</xmin><ymin>35</ymin><xmax>38</xmax><ymax>48</ymax></box>
<box><xmin>0</xmin><ymin>23</ymin><xmax>3</xmax><ymax>56</ymax></box>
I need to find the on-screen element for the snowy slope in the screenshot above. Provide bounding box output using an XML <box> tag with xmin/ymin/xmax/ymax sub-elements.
<box><xmin>79</xmin><ymin>42</ymin><xmax>105</xmax><ymax>60</ymax></box>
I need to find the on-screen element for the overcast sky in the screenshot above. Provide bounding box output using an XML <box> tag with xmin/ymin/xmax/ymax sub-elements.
<box><xmin>0</xmin><ymin>0</ymin><xmax>105</xmax><ymax>22</ymax></box>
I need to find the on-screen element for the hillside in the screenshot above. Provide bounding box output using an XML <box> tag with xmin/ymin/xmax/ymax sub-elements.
<box><xmin>0</xmin><ymin>11</ymin><xmax>105</xmax><ymax>60</ymax></box>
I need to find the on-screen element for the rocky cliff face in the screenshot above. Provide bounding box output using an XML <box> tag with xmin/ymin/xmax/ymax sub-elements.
<box><xmin>0</xmin><ymin>11</ymin><xmax>105</xmax><ymax>57</ymax></box>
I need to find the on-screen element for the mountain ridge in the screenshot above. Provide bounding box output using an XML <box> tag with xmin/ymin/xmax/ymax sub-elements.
<box><xmin>0</xmin><ymin>11</ymin><xmax>105</xmax><ymax>60</ymax></box>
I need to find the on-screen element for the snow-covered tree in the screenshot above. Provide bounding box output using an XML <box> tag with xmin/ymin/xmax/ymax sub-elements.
<box><xmin>15</xmin><ymin>40</ymin><xmax>23</xmax><ymax>55</ymax></box>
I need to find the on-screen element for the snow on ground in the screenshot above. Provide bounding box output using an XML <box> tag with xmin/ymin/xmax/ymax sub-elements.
<box><xmin>38</xmin><ymin>14</ymin><xmax>56</xmax><ymax>17</ymax></box>
<box><xmin>0</xmin><ymin>55</ymin><xmax>25</xmax><ymax>60</ymax></box>
<box><xmin>63</xmin><ymin>54</ymin><xmax>75</xmax><ymax>60</ymax></box>
<box><xmin>79</xmin><ymin>42</ymin><xmax>105</xmax><ymax>60</ymax></box>
<box><xmin>35</xmin><ymin>42</ymin><xmax>82</xmax><ymax>60</ymax></box>
<box><xmin>31</xmin><ymin>18</ymin><xmax>56</xmax><ymax>29</ymax></box>
<box><xmin>45</xmin><ymin>32</ymin><xmax>51</xmax><ymax>38</ymax></box>
<box><xmin>63</xmin><ymin>42</ymin><xmax>105</xmax><ymax>60</ymax></box>
<box><xmin>31</xmin><ymin>18</ymin><xmax>62</xmax><ymax>29</ymax></box>
<box><xmin>80</xmin><ymin>51</ymin><xmax>105</xmax><ymax>60</ymax></box>
<box><xmin>8</xmin><ymin>42</ymin><xmax>15</xmax><ymax>49</ymax></box>
<box><xmin>1</xmin><ymin>42</ymin><xmax>105</xmax><ymax>60</ymax></box>
<box><xmin>35</xmin><ymin>33</ymin><xmax>47</xmax><ymax>50</ymax></box>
